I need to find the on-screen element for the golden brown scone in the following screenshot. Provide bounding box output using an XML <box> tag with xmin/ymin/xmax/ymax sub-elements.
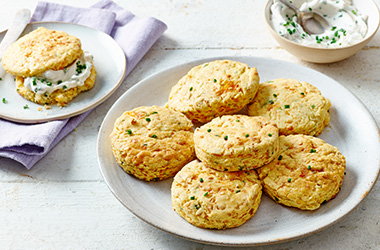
<box><xmin>247</xmin><ymin>79</ymin><xmax>331</xmax><ymax>136</ymax></box>
<box><xmin>257</xmin><ymin>135</ymin><xmax>346</xmax><ymax>210</ymax></box>
<box><xmin>15</xmin><ymin>66</ymin><xmax>96</xmax><ymax>106</ymax></box>
<box><xmin>194</xmin><ymin>115</ymin><xmax>279</xmax><ymax>171</ymax></box>
<box><xmin>1</xmin><ymin>27</ymin><xmax>82</xmax><ymax>77</ymax></box>
<box><xmin>171</xmin><ymin>160</ymin><xmax>262</xmax><ymax>229</ymax></box>
<box><xmin>167</xmin><ymin>60</ymin><xmax>260</xmax><ymax>123</ymax></box>
<box><xmin>110</xmin><ymin>106</ymin><xmax>195</xmax><ymax>181</ymax></box>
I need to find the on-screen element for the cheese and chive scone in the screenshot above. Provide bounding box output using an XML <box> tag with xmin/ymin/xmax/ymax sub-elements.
<box><xmin>110</xmin><ymin>106</ymin><xmax>195</xmax><ymax>181</ymax></box>
<box><xmin>167</xmin><ymin>60</ymin><xmax>260</xmax><ymax>123</ymax></box>
<box><xmin>171</xmin><ymin>160</ymin><xmax>262</xmax><ymax>229</ymax></box>
<box><xmin>194</xmin><ymin>115</ymin><xmax>279</xmax><ymax>171</ymax></box>
<box><xmin>247</xmin><ymin>79</ymin><xmax>331</xmax><ymax>136</ymax></box>
<box><xmin>1</xmin><ymin>27</ymin><xmax>96</xmax><ymax>106</ymax></box>
<box><xmin>257</xmin><ymin>135</ymin><xmax>346</xmax><ymax>210</ymax></box>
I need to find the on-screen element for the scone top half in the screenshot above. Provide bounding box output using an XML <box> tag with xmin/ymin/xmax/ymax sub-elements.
<box><xmin>2</xmin><ymin>27</ymin><xmax>83</xmax><ymax>77</ymax></box>
<box><xmin>167</xmin><ymin>60</ymin><xmax>260</xmax><ymax>123</ymax></box>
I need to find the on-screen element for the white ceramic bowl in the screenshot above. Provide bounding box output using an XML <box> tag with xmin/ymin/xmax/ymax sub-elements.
<box><xmin>265</xmin><ymin>0</ymin><xmax>380</xmax><ymax>63</ymax></box>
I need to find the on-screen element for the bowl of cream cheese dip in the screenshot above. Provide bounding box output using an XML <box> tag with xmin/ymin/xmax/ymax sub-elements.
<box><xmin>265</xmin><ymin>0</ymin><xmax>380</xmax><ymax>63</ymax></box>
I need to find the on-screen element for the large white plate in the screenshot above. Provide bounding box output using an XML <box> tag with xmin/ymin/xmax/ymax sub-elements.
<box><xmin>97</xmin><ymin>57</ymin><xmax>380</xmax><ymax>246</ymax></box>
<box><xmin>0</xmin><ymin>22</ymin><xmax>126</xmax><ymax>123</ymax></box>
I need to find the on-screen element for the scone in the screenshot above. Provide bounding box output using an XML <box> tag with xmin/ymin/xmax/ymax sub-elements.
<box><xmin>257</xmin><ymin>135</ymin><xmax>346</xmax><ymax>210</ymax></box>
<box><xmin>194</xmin><ymin>115</ymin><xmax>279</xmax><ymax>171</ymax></box>
<box><xmin>167</xmin><ymin>60</ymin><xmax>260</xmax><ymax>123</ymax></box>
<box><xmin>110</xmin><ymin>106</ymin><xmax>195</xmax><ymax>181</ymax></box>
<box><xmin>247</xmin><ymin>79</ymin><xmax>331</xmax><ymax>136</ymax></box>
<box><xmin>1</xmin><ymin>27</ymin><xmax>96</xmax><ymax>106</ymax></box>
<box><xmin>171</xmin><ymin>160</ymin><xmax>262</xmax><ymax>229</ymax></box>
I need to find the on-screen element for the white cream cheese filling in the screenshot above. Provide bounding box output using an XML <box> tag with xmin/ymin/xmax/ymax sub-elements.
<box><xmin>271</xmin><ymin>0</ymin><xmax>368</xmax><ymax>48</ymax></box>
<box><xmin>24</xmin><ymin>51</ymin><xmax>93</xmax><ymax>95</ymax></box>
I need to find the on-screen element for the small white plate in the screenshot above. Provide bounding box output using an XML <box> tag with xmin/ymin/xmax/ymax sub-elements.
<box><xmin>0</xmin><ymin>22</ymin><xmax>126</xmax><ymax>123</ymax></box>
<box><xmin>97</xmin><ymin>57</ymin><xmax>380</xmax><ymax>246</ymax></box>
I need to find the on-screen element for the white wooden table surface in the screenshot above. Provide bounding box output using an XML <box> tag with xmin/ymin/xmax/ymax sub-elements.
<box><xmin>0</xmin><ymin>0</ymin><xmax>379</xmax><ymax>249</ymax></box>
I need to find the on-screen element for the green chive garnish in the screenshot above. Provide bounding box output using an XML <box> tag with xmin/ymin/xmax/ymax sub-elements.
<box><xmin>268</xmin><ymin>133</ymin><xmax>272</xmax><ymax>137</ymax></box>
<box><xmin>288</xmin><ymin>178</ymin><xmax>292</xmax><ymax>183</ymax></box>
<box><xmin>23</xmin><ymin>105</ymin><xmax>29</xmax><ymax>109</ymax></box>
<box><xmin>310</xmin><ymin>149</ymin><xmax>316</xmax><ymax>153</ymax></box>
<box><xmin>2</xmin><ymin>98</ymin><xmax>7</xmax><ymax>104</ymax></box>
<box><xmin>190</xmin><ymin>196</ymin><xmax>195</xmax><ymax>200</ymax></box>
<box><xmin>268</xmin><ymin>100</ymin><xmax>274</xmax><ymax>104</ymax></box>
<box><xmin>235</xmin><ymin>190</ymin><xmax>241</xmax><ymax>193</ymax></box>
<box><xmin>189</xmin><ymin>87</ymin><xmax>193</xmax><ymax>91</ymax></box>
<box><xmin>284</xmin><ymin>105</ymin><xmax>290</xmax><ymax>109</ymax></box>
<box><xmin>300</xmin><ymin>92</ymin><xmax>305</xmax><ymax>95</ymax></box>
<box><xmin>278</xmin><ymin>155</ymin><xmax>283</xmax><ymax>160</ymax></box>
<box><xmin>245</xmin><ymin>134</ymin><xmax>249</xmax><ymax>137</ymax></box>
<box><xmin>224</xmin><ymin>136</ymin><xmax>228</xmax><ymax>141</ymax></box>
<box><xmin>203</xmin><ymin>192</ymin><xmax>208</xmax><ymax>197</ymax></box>
<box><xmin>126</xmin><ymin>129</ymin><xmax>132</xmax><ymax>135</ymax></box>
<box><xmin>145</xmin><ymin>118</ymin><xmax>151</xmax><ymax>122</ymax></box>
<box><xmin>200</xmin><ymin>178</ymin><xmax>204</xmax><ymax>183</ymax></box>
<box><xmin>308</xmin><ymin>165</ymin><xmax>312</xmax><ymax>170</ymax></box>
<box><xmin>151</xmin><ymin>134</ymin><xmax>158</xmax><ymax>138</ymax></box>
<box><xmin>213</xmin><ymin>79</ymin><xmax>217</xmax><ymax>83</ymax></box>
<box><xmin>273</xmin><ymin>94</ymin><xmax>277</xmax><ymax>97</ymax></box>
<box><xmin>207</xmin><ymin>129</ymin><xmax>211</xmax><ymax>132</ymax></box>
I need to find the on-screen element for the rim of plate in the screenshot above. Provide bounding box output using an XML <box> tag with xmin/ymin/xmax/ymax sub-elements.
<box><xmin>0</xmin><ymin>21</ymin><xmax>127</xmax><ymax>123</ymax></box>
<box><xmin>97</xmin><ymin>56</ymin><xmax>380</xmax><ymax>246</ymax></box>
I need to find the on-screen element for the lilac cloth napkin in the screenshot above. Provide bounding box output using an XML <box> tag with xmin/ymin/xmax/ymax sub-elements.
<box><xmin>0</xmin><ymin>0</ymin><xmax>167</xmax><ymax>169</ymax></box>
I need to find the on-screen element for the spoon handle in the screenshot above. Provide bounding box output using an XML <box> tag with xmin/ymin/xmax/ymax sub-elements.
<box><xmin>0</xmin><ymin>9</ymin><xmax>31</xmax><ymax>77</ymax></box>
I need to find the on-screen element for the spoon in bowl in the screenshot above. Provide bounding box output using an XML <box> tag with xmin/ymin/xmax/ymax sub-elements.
<box><xmin>279</xmin><ymin>0</ymin><xmax>329</xmax><ymax>34</ymax></box>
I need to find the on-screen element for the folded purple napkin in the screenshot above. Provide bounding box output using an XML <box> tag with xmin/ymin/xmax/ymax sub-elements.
<box><xmin>0</xmin><ymin>0</ymin><xmax>167</xmax><ymax>169</ymax></box>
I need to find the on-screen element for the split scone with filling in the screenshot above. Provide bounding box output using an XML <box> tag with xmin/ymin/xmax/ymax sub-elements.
<box><xmin>171</xmin><ymin>160</ymin><xmax>262</xmax><ymax>229</ymax></box>
<box><xmin>1</xmin><ymin>27</ymin><xmax>96</xmax><ymax>106</ymax></box>
<box><xmin>167</xmin><ymin>60</ymin><xmax>260</xmax><ymax>123</ymax></box>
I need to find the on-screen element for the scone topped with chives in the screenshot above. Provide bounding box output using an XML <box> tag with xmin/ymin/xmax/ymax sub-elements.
<box><xmin>1</xmin><ymin>27</ymin><xmax>96</xmax><ymax>106</ymax></box>
<box><xmin>248</xmin><ymin>79</ymin><xmax>330</xmax><ymax>136</ymax></box>
<box><xmin>167</xmin><ymin>60</ymin><xmax>260</xmax><ymax>123</ymax></box>
<box><xmin>194</xmin><ymin>115</ymin><xmax>279</xmax><ymax>171</ymax></box>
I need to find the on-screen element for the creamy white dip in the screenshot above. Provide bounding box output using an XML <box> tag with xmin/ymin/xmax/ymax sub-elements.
<box><xmin>24</xmin><ymin>51</ymin><xmax>93</xmax><ymax>95</ymax></box>
<box><xmin>271</xmin><ymin>0</ymin><xmax>368</xmax><ymax>48</ymax></box>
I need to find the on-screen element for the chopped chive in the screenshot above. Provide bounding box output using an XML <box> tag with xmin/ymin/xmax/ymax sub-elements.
<box><xmin>23</xmin><ymin>104</ymin><xmax>29</xmax><ymax>109</ymax></box>
<box><xmin>245</xmin><ymin>134</ymin><xmax>249</xmax><ymax>138</ymax></box>
<box><xmin>236</xmin><ymin>119</ymin><xmax>240</xmax><ymax>122</ymax></box>
<box><xmin>284</xmin><ymin>105</ymin><xmax>290</xmax><ymax>109</ymax></box>
<box><xmin>190</xmin><ymin>196</ymin><xmax>195</xmax><ymax>200</ymax></box>
<box><xmin>203</xmin><ymin>192</ymin><xmax>208</xmax><ymax>197</ymax></box>
<box><xmin>0</xmin><ymin>78</ymin><xmax>2</xmax><ymax>81</ymax></box>
<box><xmin>331</xmin><ymin>26</ymin><xmax>337</xmax><ymax>31</ymax></box>
<box><xmin>224</xmin><ymin>136</ymin><xmax>228</xmax><ymax>141</ymax></box>
<box><xmin>2</xmin><ymin>98</ymin><xmax>7</xmax><ymax>104</ymax></box>
<box><xmin>288</xmin><ymin>178</ymin><xmax>292</xmax><ymax>183</ymax></box>
<box><xmin>268</xmin><ymin>100</ymin><xmax>274</xmax><ymax>104</ymax></box>
<box><xmin>278</xmin><ymin>155</ymin><xmax>283</xmax><ymax>160</ymax></box>
<box><xmin>308</xmin><ymin>7</ymin><xmax>312</xmax><ymax>11</ymax></box>
<box><xmin>189</xmin><ymin>87</ymin><xmax>193</xmax><ymax>91</ymax></box>
<box><xmin>207</xmin><ymin>129</ymin><xmax>211</xmax><ymax>132</ymax></box>
<box><xmin>274</xmin><ymin>197</ymin><xmax>279</xmax><ymax>201</ymax></box>
<box><xmin>145</xmin><ymin>118</ymin><xmax>151</xmax><ymax>122</ymax></box>
<box><xmin>311</xmin><ymin>105</ymin><xmax>316</xmax><ymax>109</ymax></box>
<box><xmin>151</xmin><ymin>134</ymin><xmax>158</xmax><ymax>138</ymax></box>
<box><xmin>273</xmin><ymin>93</ymin><xmax>277</xmax><ymax>97</ymax></box>
<box><xmin>126</xmin><ymin>129</ymin><xmax>132</xmax><ymax>135</ymax></box>
<box><xmin>32</xmin><ymin>78</ymin><xmax>37</xmax><ymax>86</ymax></box>
<box><xmin>46</xmin><ymin>82</ymin><xmax>52</xmax><ymax>86</ymax></box>
<box><xmin>62</xmin><ymin>85</ymin><xmax>67</xmax><ymax>90</ymax></box>
<box><xmin>200</xmin><ymin>178</ymin><xmax>204</xmax><ymax>183</ymax></box>
<box><xmin>194</xmin><ymin>204</ymin><xmax>201</xmax><ymax>209</ymax></box>
<box><xmin>151</xmin><ymin>111</ymin><xmax>158</xmax><ymax>114</ymax></box>
<box><xmin>235</xmin><ymin>190</ymin><xmax>241</xmax><ymax>193</ymax></box>
<box><xmin>300</xmin><ymin>92</ymin><xmax>305</xmax><ymax>95</ymax></box>
<box><xmin>310</xmin><ymin>149</ymin><xmax>317</xmax><ymax>153</ymax></box>
<box><xmin>213</xmin><ymin>79</ymin><xmax>217</xmax><ymax>83</ymax></box>
<box><xmin>268</xmin><ymin>133</ymin><xmax>272</xmax><ymax>137</ymax></box>
<box><xmin>352</xmin><ymin>10</ymin><xmax>357</xmax><ymax>15</ymax></box>
<box><xmin>308</xmin><ymin>165</ymin><xmax>312</xmax><ymax>170</ymax></box>
<box><xmin>57</xmin><ymin>80</ymin><xmax>62</xmax><ymax>85</ymax></box>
